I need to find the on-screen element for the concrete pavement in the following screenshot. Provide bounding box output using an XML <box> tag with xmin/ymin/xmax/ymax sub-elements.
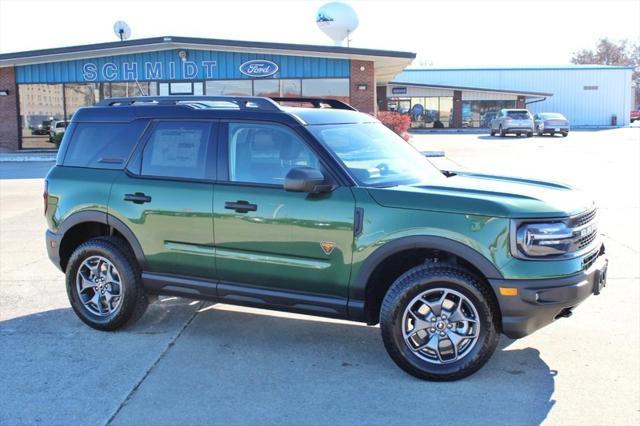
<box><xmin>0</xmin><ymin>128</ymin><xmax>638</xmax><ymax>425</ymax></box>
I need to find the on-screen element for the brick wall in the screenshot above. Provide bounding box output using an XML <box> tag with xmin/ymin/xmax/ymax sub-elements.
<box><xmin>0</xmin><ymin>66</ymin><xmax>20</xmax><ymax>151</ymax></box>
<box><xmin>349</xmin><ymin>60</ymin><xmax>375</xmax><ymax>114</ymax></box>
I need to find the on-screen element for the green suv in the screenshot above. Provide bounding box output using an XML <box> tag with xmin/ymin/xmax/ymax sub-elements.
<box><xmin>45</xmin><ymin>96</ymin><xmax>608</xmax><ymax>381</ymax></box>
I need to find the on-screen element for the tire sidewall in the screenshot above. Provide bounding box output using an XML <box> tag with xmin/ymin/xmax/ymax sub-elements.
<box><xmin>381</xmin><ymin>268</ymin><xmax>498</xmax><ymax>380</ymax></box>
<box><xmin>66</xmin><ymin>240</ymin><xmax>140</xmax><ymax>330</ymax></box>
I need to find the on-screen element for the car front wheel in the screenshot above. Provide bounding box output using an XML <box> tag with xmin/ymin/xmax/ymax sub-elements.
<box><xmin>380</xmin><ymin>265</ymin><xmax>499</xmax><ymax>381</ymax></box>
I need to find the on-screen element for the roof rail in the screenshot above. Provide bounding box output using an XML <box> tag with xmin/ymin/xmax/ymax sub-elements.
<box><xmin>95</xmin><ymin>96</ymin><xmax>282</xmax><ymax>111</ymax></box>
<box><xmin>270</xmin><ymin>97</ymin><xmax>356</xmax><ymax>111</ymax></box>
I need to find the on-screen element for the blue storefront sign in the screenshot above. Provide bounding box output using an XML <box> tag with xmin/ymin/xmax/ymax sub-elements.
<box><xmin>15</xmin><ymin>49</ymin><xmax>350</xmax><ymax>83</ymax></box>
<box><xmin>391</xmin><ymin>87</ymin><xmax>407</xmax><ymax>94</ymax></box>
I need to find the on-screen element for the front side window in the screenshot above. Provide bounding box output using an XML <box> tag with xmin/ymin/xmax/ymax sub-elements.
<box><xmin>141</xmin><ymin>121</ymin><xmax>211</xmax><ymax>179</ymax></box>
<box><xmin>227</xmin><ymin>122</ymin><xmax>319</xmax><ymax>185</ymax></box>
<box><xmin>309</xmin><ymin>122</ymin><xmax>444</xmax><ymax>187</ymax></box>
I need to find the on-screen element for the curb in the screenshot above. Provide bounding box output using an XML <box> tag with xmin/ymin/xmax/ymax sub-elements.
<box><xmin>0</xmin><ymin>152</ymin><xmax>57</xmax><ymax>163</ymax></box>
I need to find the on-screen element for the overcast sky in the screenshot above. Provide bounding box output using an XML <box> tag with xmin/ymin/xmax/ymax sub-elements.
<box><xmin>1</xmin><ymin>0</ymin><xmax>639</xmax><ymax>67</ymax></box>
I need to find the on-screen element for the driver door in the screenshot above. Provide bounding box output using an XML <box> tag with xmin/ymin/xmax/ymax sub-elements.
<box><xmin>213</xmin><ymin>121</ymin><xmax>355</xmax><ymax>303</ymax></box>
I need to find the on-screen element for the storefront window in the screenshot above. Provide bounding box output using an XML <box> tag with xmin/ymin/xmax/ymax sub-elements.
<box><xmin>18</xmin><ymin>84</ymin><xmax>64</xmax><ymax>148</ymax></box>
<box><xmin>206</xmin><ymin>80</ymin><xmax>252</xmax><ymax>96</ymax></box>
<box><xmin>108</xmin><ymin>82</ymin><xmax>156</xmax><ymax>97</ymax></box>
<box><xmin>390</xmin><ymin>96</ymin><xmax>452</xmax><ymax>128</ymax></box>
<box><xmin>254</xmin><ymin>79</ymin><xmax>280</xmax><ymax>97</ymax></box>
<box><xmin>280</xmin><ymin>79</ymin><xmax>301</xmax><ymax>97</ymax></box>
<box><xmin>462</xmin><ymin>100</ymin><xmax>517</xmax><ymax>127</ymax></box>
<box><xmin>64</xmin><ymin>83</ymin><xmax>100</xmax><ymax>118</ymax></box>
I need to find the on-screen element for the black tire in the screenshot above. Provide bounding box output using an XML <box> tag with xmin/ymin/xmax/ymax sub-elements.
<box><xmin>65</xmin><ymin>237</ymin><xmax>148</xmax><ymax>331</ymax></box>
<box><xmin>516</xmin><ymin>132</ymin><xmax>521</xmax><ymax>137</ymax></box>
<box><xmin>499</xmin><ymin>125</ymin><xmax>505</xmax><ymax>137</ymax></box>
<box><xmin>490</xmin><ymin>129</ymin><xmax>495</xmax><ymax>136</ymax></box>
<box><xmin>526</xmin><ymin>132</ymin><xmax>533</xmax><ymax>138</ymax></box>
<box><xmin>380</xmin><ymin>264</ymin><xmax>499</xmax><ymax>381</ymax></box>
<box><xmin>550</xmin><ymin>131</ymin><xmax>555</xmax><ymax>136</ymax></box>
<box><xmin>562</xmin><ymin>132</ymin><xmax>568</xmax><ymax>137</ymax></box>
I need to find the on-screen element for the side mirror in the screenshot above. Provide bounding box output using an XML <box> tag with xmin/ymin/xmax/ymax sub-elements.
<box><xmin>284</xmin><ymin>166</ymin><xmax>331</xmax><ymax>193</ymax></box>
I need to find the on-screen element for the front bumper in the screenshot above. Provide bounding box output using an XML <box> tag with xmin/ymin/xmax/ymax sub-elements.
<box><xmin>489</xmin><ymin>248</ymin><xmax>608</xmax><ymax>338</ymax></box>
<box><xmin>45</xmin><ymin>229</ymin><xmax>63</xmax><ymax>271</ymax></box>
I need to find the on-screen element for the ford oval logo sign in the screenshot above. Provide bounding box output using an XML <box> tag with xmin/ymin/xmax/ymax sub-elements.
<box><xmin>239</xmin><ymin>60</ymin><xmax>279</xmax><ymax>78</ymax></box>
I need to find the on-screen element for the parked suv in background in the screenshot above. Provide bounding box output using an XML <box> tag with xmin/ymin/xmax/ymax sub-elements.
<box><xmin>49</xmin><ymin>120</ymin><xmax>68</xmax><ymax>142</ymax></box>
<box><xmin>490</xmin><ymin>109</ymin><xmax>534</xmax><ymax>137</ymax></box>
<box><xmin>45</xmin><ymin>96</ymin><xmax>607</xmax><ymax>381</ymax></box>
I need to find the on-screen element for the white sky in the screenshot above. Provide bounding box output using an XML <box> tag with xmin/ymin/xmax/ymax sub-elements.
<box><xmin>1</xmin><ymin>0</ymin><xmax>639</xmax><ymax>67</ymax></box>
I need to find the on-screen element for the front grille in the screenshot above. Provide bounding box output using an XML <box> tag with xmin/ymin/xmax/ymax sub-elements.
<box><xmin>577</xmin><ymin>231</ymin><xmax>597</xmax><ymax>249</ymax></box>
<box><xmin>571</xmin><ymin>209</ymin><xmax>597</xmax><ymax>228</ymax></box>
<box><xmin>582</xmin><ymin>249</ymin><xmax>599</xmax><ymax>270</ymax></box>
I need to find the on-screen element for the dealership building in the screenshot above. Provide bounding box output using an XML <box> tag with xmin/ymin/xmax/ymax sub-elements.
<box><xmin>0</xmin><ymin>35</ymin><xmax>634</xmax><ymax>150</ymax></box>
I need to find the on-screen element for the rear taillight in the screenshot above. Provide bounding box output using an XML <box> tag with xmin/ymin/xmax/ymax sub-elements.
<box><xmin>43</xmin><ymin>180</ymin><xmax>48</xmax><ymax>216</ymax></box>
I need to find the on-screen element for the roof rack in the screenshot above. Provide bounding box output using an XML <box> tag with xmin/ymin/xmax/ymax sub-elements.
<box><xmin>96</xmin><ymin>96</ymin><xmax>282</xmax><ymax>111</ymax></box>
<box><xmin>270</xmin><ymin>97</ymin><xmax>356</xmax><ymax>111</ymax></box>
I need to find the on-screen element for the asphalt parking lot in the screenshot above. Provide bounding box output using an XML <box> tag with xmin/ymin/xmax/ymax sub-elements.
<box><xmin>1</xmin><ymin>128</ymin><xmax>638</xmax><ymax>425</ymax></box>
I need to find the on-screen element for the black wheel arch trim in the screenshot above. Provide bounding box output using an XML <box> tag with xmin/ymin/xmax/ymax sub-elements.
<box><xmin>57</xmin><ymin>210</ymin><xmax>146</xmax><ymax>269</ymax></box>
<box><xmin>347</xmin><ymin>235</ymin><xmax>504</xmax><ymax>320</ymax></box>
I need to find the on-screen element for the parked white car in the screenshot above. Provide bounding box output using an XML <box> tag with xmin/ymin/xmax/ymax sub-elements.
<box><xmin>489</xmin><ymin>109</ymin><xmax>534</xmax><ymax>137</ymax></box>
<box><xmin>48</xmin><ymin>120</ymin><xmax>68</xmax><ymax>142</ymax></box>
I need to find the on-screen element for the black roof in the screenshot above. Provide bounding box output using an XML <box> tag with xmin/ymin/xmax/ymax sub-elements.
<box><xmin>0</xmin><ymin>35</ymin><xmax>416</xmax><ymax>62</ymax></box>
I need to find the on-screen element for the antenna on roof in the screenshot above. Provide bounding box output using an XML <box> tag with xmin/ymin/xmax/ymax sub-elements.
<box><xmin>113</xmin><ymin>21</ymin><xmax>131</xmax><ymax>42</ymax></box>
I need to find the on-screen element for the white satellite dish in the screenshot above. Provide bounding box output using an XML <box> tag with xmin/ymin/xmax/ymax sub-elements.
<box><xmin>113</xmin><ymin>21</ymin><xmax>131</xmax><ymax>41</ymax></box>
<box><xmin>316</xmin><ymin>2</ymin><xmax>359</xmax><ymax>46</ymax></box>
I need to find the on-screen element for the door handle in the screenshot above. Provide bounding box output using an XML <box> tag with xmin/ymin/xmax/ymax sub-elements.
<box><xmin>124</xmin><ymin>193</ymin><xmax>152</xmax><ymax>204</ymax></box>
<box><xmin>224</xmin><ymin>200</ymin><xmax>257</xmax><ymax>213</ymax></box>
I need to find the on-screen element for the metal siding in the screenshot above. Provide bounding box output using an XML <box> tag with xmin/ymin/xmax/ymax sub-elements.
<box><xmin>15</xmin><ymin>48</ymin><xmax>350</xmax><ymax>84</ymax></box>
<box><xmin>395</xmin><ymin>68</ymin><xmax>632</xmax><ymax>126</ymax></box>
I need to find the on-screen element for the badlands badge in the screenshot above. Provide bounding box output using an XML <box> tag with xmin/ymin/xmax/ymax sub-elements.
<box><xmin>320</xmin><ymin>241</ymin><xmax>336</xmax><ymax>255</ymax></box>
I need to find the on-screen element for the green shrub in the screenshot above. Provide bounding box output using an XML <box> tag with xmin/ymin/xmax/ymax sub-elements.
<box><xmin>52</xmin><ymin>132</ymin><xmax>64</xmax><ymax>148</ymax></box>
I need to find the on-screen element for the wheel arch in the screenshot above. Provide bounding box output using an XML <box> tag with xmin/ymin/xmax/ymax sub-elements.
<box><xmin>57</xmin><ymin>210</ymin><xmax>145</xmax><ymax>271</ymax></box>
<box><xmin>348</xmin><ymin>236</ymin><xmax>503</xmax><ymax>325</ymax></box>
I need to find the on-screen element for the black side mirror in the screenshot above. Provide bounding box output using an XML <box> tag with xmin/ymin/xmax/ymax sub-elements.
<box><xmin>284</xmin><ymin>166</ymin><xmax>331</xmax><ymax>193</ymax></box>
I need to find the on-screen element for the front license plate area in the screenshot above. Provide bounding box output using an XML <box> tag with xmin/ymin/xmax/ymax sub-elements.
<box><xmin>593</xmin><ymin>261</ymin><xmax>608</xmax><ymax>295</ymax></box>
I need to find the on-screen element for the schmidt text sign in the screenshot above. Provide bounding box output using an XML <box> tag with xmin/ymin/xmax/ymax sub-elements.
<box><xmin>15</xmin><ymin>50</ymin><xmax>350</xmax><ymax>84</ymax></box>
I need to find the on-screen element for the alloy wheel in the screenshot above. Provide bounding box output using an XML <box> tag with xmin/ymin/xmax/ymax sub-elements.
<box><xmin>76</xmin><ymin>255</ymin><xmax>123</xmax><ymax>316</ymax></box>
<box><xmin>401</xmin><ymin>288</ymin><xmax>480</xmax><ymax>364</ymax></box>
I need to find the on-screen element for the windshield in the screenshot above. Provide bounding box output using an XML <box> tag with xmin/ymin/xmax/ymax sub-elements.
<box><xmin>539</xmin><ymin>113</ymin><xmax>565</xmax><ymax>120</ymax></box>
<box><xmin>308</xmin><ymin>122</ymin><xmax>444</xmax><ymax>187</ymax></box>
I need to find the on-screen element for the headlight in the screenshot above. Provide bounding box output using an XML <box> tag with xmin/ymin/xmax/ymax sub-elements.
<box><xmin>511</xmin><ymin>210</ymin><xmax>599</xmax><ymax>259</ymax></box>
<box><xmin>516</xmin><ymin>222</ymin><xmax>573</xmax><ymax>257</ymax></box>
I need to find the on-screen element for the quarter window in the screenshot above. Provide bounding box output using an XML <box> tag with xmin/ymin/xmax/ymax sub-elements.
<box><xmin>63</xmin><ymin>121</ymin><xmax>147</xmax><ymax>169</ymax></box>
<box><xmin>227</xmin><ymin>123</ymin><xmax>319</xmax><ymax>185</ymax></box>
<box><xmin>141</xmin><ymin>121</ymin><xmax>211</xmax><ymax>179</ymax></box>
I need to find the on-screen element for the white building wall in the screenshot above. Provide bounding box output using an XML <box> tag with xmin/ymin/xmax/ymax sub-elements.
<box><xmin>394</xmin><ymin>67</ymin><xmax>633</xmax><ymax>126</ymax></box>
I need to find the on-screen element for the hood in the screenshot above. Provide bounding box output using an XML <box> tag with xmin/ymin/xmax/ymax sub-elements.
<box><xmin>367</xmin><ymin>171</ymin><xmax>595</xmax><ymax>218</ymax></box>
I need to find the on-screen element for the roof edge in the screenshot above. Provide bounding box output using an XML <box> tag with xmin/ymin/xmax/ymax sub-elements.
<box><xmin>403</xmin><ymin>65</ymin><xmax>634</xmax><ymax>72</ymax></box>
<box><xmin>388</xmin><ymin>81</ymin><xmax>553</xmax><ymax>97</ymax></box>
<box><xmin>0</xmin><ymin>35</ymin><xmax>416</xmax><ymax>63</ymax></box>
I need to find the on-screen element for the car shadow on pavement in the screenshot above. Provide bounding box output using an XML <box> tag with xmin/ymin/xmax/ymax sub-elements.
<box><xmin>0</xmin><ymin>301</ymin><xmax>557</xmax><ymax>425</ymax></box>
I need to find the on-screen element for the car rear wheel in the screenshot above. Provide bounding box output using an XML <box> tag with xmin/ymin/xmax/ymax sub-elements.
<box><xmin>526</xmin><ymin>132</ymin><xmax>533</xmax><ymax>137</ymax></box>
<box><xmin>380</xmin><ymin>264</ymin><xmax>499</xmax><ymax>381</ymax></box>
<box><xmin>490</xmin><ymin>129</ymin><xmax>495</xmax><ymax>136</ymax></box>
<box><xmin>562</xmin><ymin>132</ymin><xmax>568</xmax><ymax>137</ymax></box>
<box><xmin>65</xmin><ymin>237</ymin><xmax>148</xmax><ymax>331</ymax></box>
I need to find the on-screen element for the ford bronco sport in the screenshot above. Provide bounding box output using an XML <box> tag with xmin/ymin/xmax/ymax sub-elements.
<box><xmin>45</xmin><ymin>96</ymin><xmax>608</xmax><ymax>381</ymax></box>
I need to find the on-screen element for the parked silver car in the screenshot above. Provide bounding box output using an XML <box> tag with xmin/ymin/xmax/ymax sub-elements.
<box><xmin>489</xmin><ymin>109</ymin><xmax>534</xmax><ymax>137</ymax></box>
<box><xmin>48</xmin><ymin>120</ymin><xmax>68</xmax><ymax>142</ymax></box>
<box><xmin>534</xmin><ymin>112</ymin><xmax>570</xmax><ymax>137</ymax></box>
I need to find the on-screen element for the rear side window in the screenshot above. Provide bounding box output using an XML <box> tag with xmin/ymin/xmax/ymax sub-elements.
<box><xmin>141</xmin><ymin>121</ymin><xmax>211</xmax><ymax>180</ymax></box>
<box><xmin>63</xmin><ymin>121</ymin><xmax>147</xmax><ymax>169</ymax></box>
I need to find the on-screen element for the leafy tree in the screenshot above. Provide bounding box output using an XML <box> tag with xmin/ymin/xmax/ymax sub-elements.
<box><xmin>572</xmin><ymin>38</ymin><xmax>640</xmax><ymax>107</ymax></box>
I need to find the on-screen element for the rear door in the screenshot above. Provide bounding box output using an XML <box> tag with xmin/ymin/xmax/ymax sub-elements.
<box><xmin>109</xmin><ymin>120</ymin><xmax>217</xmax><ymax>279</ymax></box>
<box><xmin>213</xmin><ymin>121</ymin><xmax>355</xmax><ymax>303</ymax></box>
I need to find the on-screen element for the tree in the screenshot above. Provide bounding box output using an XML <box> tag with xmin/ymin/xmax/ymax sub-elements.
<box><xmin>572</xmin><ymin>38</ymin><xmax>640</xmax><ymax>107</ymax></box>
